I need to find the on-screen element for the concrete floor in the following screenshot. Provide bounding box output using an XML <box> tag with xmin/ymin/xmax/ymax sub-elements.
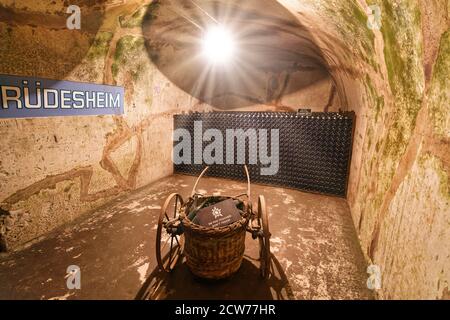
<box><xmin>0</xmin><ymin>175</ymin><xmax>373</xmax><ymax>300</ymax></box>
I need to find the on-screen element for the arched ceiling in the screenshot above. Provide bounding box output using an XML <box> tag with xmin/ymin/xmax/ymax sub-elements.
<box><xmin>142</xmin><ymin>0</ymin><xmax>332</xmax><ymax>109</ymax></box>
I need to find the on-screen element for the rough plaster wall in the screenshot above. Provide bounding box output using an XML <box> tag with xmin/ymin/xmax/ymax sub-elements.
<box><xmin>277</xmin><ymin>0</ymin><xmax>449</xmax><ymax>299</ymax></box>
<box><xmin>233</xmin><ymin>69</ymin><xmax>341</xmax><ymax>113</ymax></box>
<box><xmin>377</xmin><ymin>154</ymin><xmax>449</xmax><ymax>299</ymax></box>
<box><xmin>188</xmin><ymin>65</ymin><xmax>337</xmax><ymax>112</ymax></box>
<box><xmin>279</xmin><ymin>72</ymin><xmax>340</xmax><ymax>112</ymax></box>
<box><xmin>0</xmin><ymin>0</ymin><xmax>212</xmax><ymax>251</ymax></box>
<box><xmin>353</xmin><ymin>0</ymin><xmax>449</xmax><ymax>300</ymax></box>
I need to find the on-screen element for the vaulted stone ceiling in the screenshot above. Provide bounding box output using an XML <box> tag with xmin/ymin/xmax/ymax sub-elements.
<box><xmin>142</xmin><ymin>0</ymin><xmax>330</xmax><ymax>109</ymax></box>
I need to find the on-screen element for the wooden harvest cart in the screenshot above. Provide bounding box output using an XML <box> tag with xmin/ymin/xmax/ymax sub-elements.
<box><xmin>156</xmin><ymin>166</ymin><xmax>271</xmax><ymax>280</ymax></box>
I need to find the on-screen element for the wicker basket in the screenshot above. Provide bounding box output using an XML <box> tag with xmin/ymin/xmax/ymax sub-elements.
<box><xmin>181</xmin><ymin>196</ymin><xmax>249</xmax><ymax>280</ymax></box>
<box><xmin>180</xmin><ymin>166</ymin><xmax>252</xmax><ymax>280</ymax></box>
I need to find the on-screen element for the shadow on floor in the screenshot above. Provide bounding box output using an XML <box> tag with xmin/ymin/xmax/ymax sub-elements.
<box><xmin>136</xmin><ymin>253</ymin><xmax>295</xmax><ymax>300</ymax></box>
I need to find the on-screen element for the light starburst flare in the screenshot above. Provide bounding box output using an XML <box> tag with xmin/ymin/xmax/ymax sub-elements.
<box><xmin>201</xmin><ymin>25</ymin><xmax>236</xmax><ymax>65</ymax></box>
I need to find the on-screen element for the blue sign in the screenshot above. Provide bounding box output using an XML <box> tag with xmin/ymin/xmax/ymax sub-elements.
<box><xmin>0</xmin><ymin>74</ymin><xmax>124</xmax><ymax>119</ymax></box>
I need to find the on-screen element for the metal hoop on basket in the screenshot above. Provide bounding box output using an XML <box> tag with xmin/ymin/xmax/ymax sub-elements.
<box><xmin>190</xmin><ymin>165</ymin><xmax>251</xmax><ymax>200</ymax></box>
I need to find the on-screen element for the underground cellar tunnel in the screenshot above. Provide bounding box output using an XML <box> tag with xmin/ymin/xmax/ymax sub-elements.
<box><xmin>0</xmin><ymin>0</ymin><xmax>448</xmax><ymax>302</ymax></box>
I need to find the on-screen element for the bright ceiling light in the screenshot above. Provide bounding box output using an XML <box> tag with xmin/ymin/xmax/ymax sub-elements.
<box><xmin>201</xmin><ymin>25</ymin><xmax>235</xmax><ymax>65</ymax></box>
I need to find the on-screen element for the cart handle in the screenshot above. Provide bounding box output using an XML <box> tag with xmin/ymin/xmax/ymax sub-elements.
<box><xmin>190</xmin><ymin>165</ymin><xmax>251</xmax><ymax>200</ymax></box>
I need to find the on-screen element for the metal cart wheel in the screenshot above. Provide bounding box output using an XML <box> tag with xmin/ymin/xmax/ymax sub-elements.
<box><xmin>156</xmin><ymin>193</ymin><xmax>184</xmax><ymax>273</ymax></box>
<box><xmin>257</xmin><ymin>195</ymin><xmax>271</xmax><ymax>279</ymax></box>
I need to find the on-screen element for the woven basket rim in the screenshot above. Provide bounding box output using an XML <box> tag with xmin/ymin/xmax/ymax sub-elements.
<box><xmin>181</xmin><ymin>210</ymin><xmax>248</xmax><ymax>234</ymax></box>
<box><xmin>180</xmin><ymin>195</ymin><xmax>249</xmax><ymax>236</ymax></box>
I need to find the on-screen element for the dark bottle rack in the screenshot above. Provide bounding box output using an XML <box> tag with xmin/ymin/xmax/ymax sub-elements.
<box><xmin>173</xmin><ymin>111</ymin><xmax>355</xmax><ymax>197</ymax></box>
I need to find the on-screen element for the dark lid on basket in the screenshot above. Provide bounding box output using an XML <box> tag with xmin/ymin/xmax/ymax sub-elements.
<box><xmin>192</xmin><ymin>199</ymin><xmax>242</xmax><ymax>228</ymax></box>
